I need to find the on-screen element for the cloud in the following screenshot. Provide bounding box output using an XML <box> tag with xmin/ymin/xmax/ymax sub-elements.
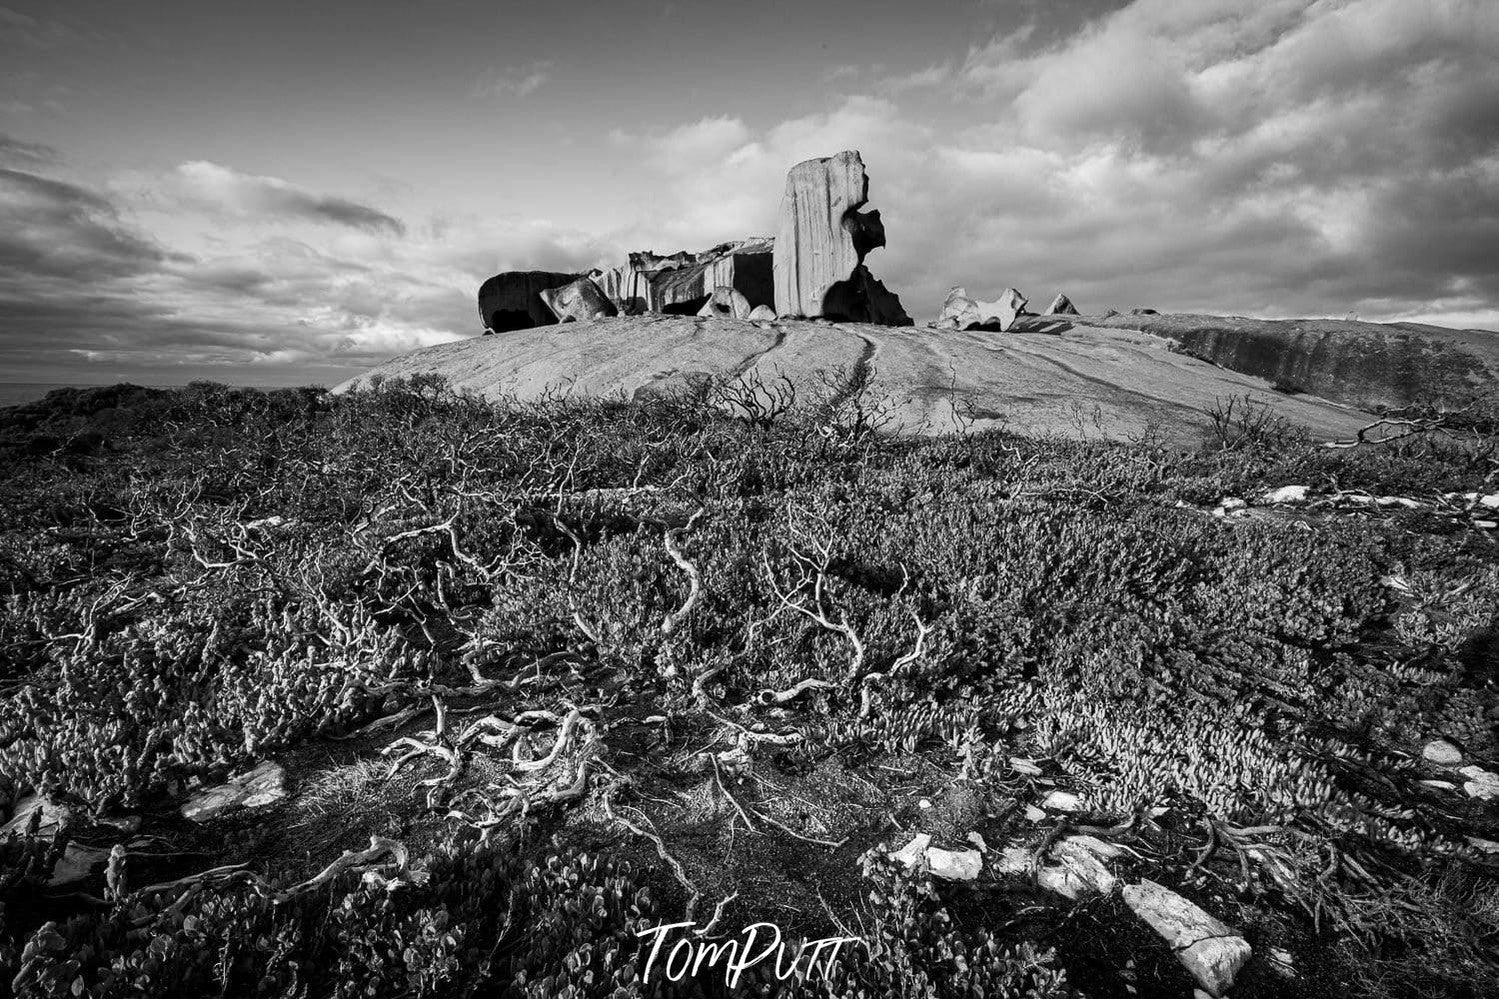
<box><xmin>611</xmin><ymin>0</ymin><xmax>1499</xmax><ymax>327</ymax></box>
<box><xmin>472</xmin><ymin>61</ymin><xmax>554</xmax><ymax>99</ymax></box>
<box><xmin>0</xmin><ymin>157</ymin><xmax>624</xmax><ymax>384</ymax></box>
<box><xmin>154</xmin><ymin>161</ymin><xmax>406</xmax><ymax>235</ymax></box>
<box><xmin>0</xmin><ymin>167</ymin><xmax>167</xmax><ymax>280</ymax></box>
<box><xmin>0</xmin><ymin>133</ymin><xmax>59</xmax><ymax>168</ymax></box>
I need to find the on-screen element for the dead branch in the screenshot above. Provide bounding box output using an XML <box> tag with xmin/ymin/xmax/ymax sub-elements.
<box><xmin>661</xmin><ymin>507</ymin><xmax>706</xmax><ymax>636</ymax></box>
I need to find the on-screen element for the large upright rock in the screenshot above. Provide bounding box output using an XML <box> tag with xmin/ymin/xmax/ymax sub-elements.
<box><xmin>540</xmin><ymin>276</ymin><xmax>617</xmax><ymax>324</ymax></box>
<box><xmin>478</xmin><ymin>271</ymin><xmax>579</xmax><ymax>333</ymax></box>
<box><xmin>773</xmin><ymin>151</ymin><xmax>911</xmax><ymax>326</ymax></box>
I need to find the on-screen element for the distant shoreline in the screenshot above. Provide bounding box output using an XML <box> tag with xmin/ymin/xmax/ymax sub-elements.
<box><xmin>0</xmin><ymin>382</ymin><xmax>291</xmax><ymax>408</ymax></box>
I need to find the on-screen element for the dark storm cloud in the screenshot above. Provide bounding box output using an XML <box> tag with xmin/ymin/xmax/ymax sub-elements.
<box><xmin>0</xmin><ymin>167</ymin><xmax>168</xmax><ymax>280</ymax></box>
<box><xmin>162</xmin><ymin>162</ymin><xmax>407</xmax><ymax>236</ymax></box>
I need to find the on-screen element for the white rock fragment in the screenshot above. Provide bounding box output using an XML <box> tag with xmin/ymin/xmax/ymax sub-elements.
<box><xmin>1458</xmin><ymin>765</ymin><xmax>1499</xmax><ymax>800</ymax></box>
<box><xmin>1123</xmin><ymin>879</ymin><xmax>1251</xmax><ymax>998</ymax></box>
<box><xmin>918</xmin><ymin>798</ymin><xmax>933</xmax><ymax>810</ymax></box>
<box><xmin>1009</xmin><ymin>757</ymin><xmax>1044</xmax><ymax>776</ymax></box>
<box><xmin>1262</xmin><ymin>485</ymin><xmax>1309</xmax><ymax>504</ymax></box>
<box><xmin>1024</xmin><ymin>804</ymin><xmax>1047</xmax><ymax>822</ymax></box>
<box><xmin>180</xmin><ymin>761</ymin><xmax>288</xmax><ymax>823</ymax></box>
<box><xmin>1466</xmin><ymin>835</ymin><xmax>1499</xmax><ymax>854</ymax></box>
<box><xmin>967</xmin><ymin>831</ymin><xmax>989</xmax><ymax>852</ymax></box>
<box><xmin>1266</xmin><ymin>946</ymin><xmax>1297</xmax><ymax>979</ymax></box>
<box><xmin>892</xmin><ymin>833</ymin><xmax>932</xmax><ymax>869</ymax></box>
<box><xmin>1481</xmin><ymin>493</ymin><xmax>1499</xmax><ymax>509</ymax></box>
<box><xmin>1041</xmin><ymin>790</ymin><xmax>1084</xmax><ymax>812</ymax></box>
<box><xmin>1422</xmin><ymin>739</ymin><xmax>1463</xmax><ymax>766</ymax></box>
<box><xmin>890</xmin><ymin>833</ymin><xmax>983</xmax><ymax>880</ymax></box>
<box><xmin>926</xmin><ymin>847</ymin><xmax>984</xmax><ymax>881</ymax></box>
<box><xmin>1219</xmin><ymin>497</ymin><xmax>1246</xmax><ymax>511</ymax></box>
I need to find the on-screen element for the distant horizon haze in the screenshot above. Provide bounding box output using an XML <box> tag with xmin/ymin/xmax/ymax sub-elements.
<box><xmin>2</xmin><ymin>0</ymin><xmax>1497</xmax><ymax>386</ymax></box>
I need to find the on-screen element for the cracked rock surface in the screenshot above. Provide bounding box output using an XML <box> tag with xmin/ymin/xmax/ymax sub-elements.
<box><xmin>1123</xmin><ymin>878</ymin><xmax>1251</xmax><ymax>997</ymax></box>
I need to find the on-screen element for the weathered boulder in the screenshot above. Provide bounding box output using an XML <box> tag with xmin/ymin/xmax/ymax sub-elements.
<box><xmin>478</xmin><ymin>271</ymin><xmax>580</xmax><ymax>333</ymax></box>
<box><xmin>975</xmin><ymin>288</ymin><xmax>1027</xmax><ymax>331</ymax></box>
<box><xmin>1045</xmin><ymin>293</ymin><xmax>1078</xmax><ymax>315</ymax></box>
<box><xmin>540</xmin><ymin>276</ymin><xmax>617</xmax><ymax>324</ymax></box>
<box><xmin>697</xmin><ymin>286</ymin><xmax>753</xmax><ymax>320</ymax></box>
<box><xmin>937</xmin><ymin>287</ymin><xmax>983</xmax><ymax>330</ymax></box>
<box><xmin>748</xmin><ymin>304</ymin><xmax>777</xmax><ymax>322</ymax></box>
<box><xmin>181</xmin><ymin>760</ymin><xmax>288</xmax><ymax>823</ymax></box>
<box><xmin>1423</xmin><ymin>739</ymin><xmax>1463</xmax><ymax>766</ymax></box>
<box><xmin>773</xmin><ymin>150</ymin><xmax>910</xmax><ymax>325</ymax></box>
<box><xmin>1123</xmin><ymin>879</ymin><xmax>1251</xmax><ymax>997</ymax></box>
<box><xmin>1262</xmin><ymin>484</ymin><xmax>1310</xmax><ymax>504</ymax></box>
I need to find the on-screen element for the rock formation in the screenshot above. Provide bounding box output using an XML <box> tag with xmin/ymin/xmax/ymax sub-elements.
<box><xmin>773</xmin><ymin>150</ymin><xmax>911</xmax><ymax>326</ymax></box>
<box><xmin>590</xmin><ymin>238</ymin><xmax>773</xmax><ymax>316</ymax></box>
<box><xmin>697</xmin><ymin>285</ymin><xmax>753</xmax><ymax>320</ymax></box>
<box><xmin>748</xmin><ymin>305</ymin><xmax>777</xmax><ymax>322</ymax></box>
<box><xmin>539</xmin><ymin>276</ymin><xmax>617</xmax><ymax>323</ymax></box>
<box><xmin>1045</xmin><ymin>293</ymin><xmax>1078</xmax><ymax>315</ymax></box>
<box><xmin>975</xmin><ymin>288</ymin><xmax>1027</xmax><ymax>331</ymax></box>
<box><xmin>478</xmin><ymin>271</ymin><xmax>580</xmax><ymax>333</ymax></box>
<box><xmin>937</xmin><ymin>287</ymin><xmax>983</xmax><ymax>330</ymax></box>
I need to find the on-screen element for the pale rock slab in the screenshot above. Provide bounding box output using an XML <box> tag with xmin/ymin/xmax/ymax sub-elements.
<box><xmin>540</xmin><ymin>277</ymin><xmax>618</xmax><ymax>324</ymax></box>
<box><xmin>1423</xmin><ymin>739</ymin><xmax>1463</xmax><ymax>766</ymax></box>
<box><xmin>1123</xmin><ymin>879</ymin><xmax>1251</xmax><ymax>997</ymax></box>
<box><xmin>926</xmin><ymin>846</ymin><xmax>983</xmax><ymax>881</ymax></box>
<box><xmin>1458</xmin><ymin>765</ymin><xmax>1499</xmax><ymax>800</ymax></box>
<box><xmin>2</xmin><ymin>793</ymin><xmax>71</xmax><ymax>836</ymax></box>
<box><xmin>1041</xmin><ymin>789</ymin><xmax>1084</xmax><ymax>812</ymax></box>
<box><xmin>1262</xmin><ymin>485</ymin><xmax>1309</xmax><ymax>504</ymax></box>
<box><xmin>747</xmin><ymin>304</ymin><xmax>777</xmax><ymax>322</ymax></box>
<box><xmin>181</xmin><ymin>760</ymin><xmax>288</xmax><ymax>823</ymax></box>
<box><xmin>773</xmin><ymin>150</ymin><xmax>910</xmax><ymax>325</ymax></box>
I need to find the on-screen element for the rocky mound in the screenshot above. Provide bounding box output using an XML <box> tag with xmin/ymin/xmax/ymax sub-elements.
<box><xmin>1092</xmin><ymin>312</ymin><xmax>1499</xmax><ymax>411</ymax></box>
<box><xmin>336</xmin><ymin>314</ymin><xmax>1374</xmax><ymax>444</ymax></box>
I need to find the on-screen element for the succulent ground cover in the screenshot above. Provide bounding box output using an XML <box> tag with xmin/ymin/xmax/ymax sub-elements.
<box><xmin>0</xmin><ymin>375</ymin><xmax>1496</xmax><ymax>998</ymax></box>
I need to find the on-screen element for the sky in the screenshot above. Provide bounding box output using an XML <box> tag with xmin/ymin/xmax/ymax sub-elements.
<box><xmin>1</xmin><ymin>0</ymin><xmax>1496</xmax><ymax>387</ymax></box>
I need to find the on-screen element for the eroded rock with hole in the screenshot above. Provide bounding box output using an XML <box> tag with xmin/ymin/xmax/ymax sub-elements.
<box><xmin>539</xmin><ymin>276</ymin><xmax>617</xmax><ymax>324</ymax></box>
<box><xmin>1045</xmin><ymin>292</ymin><xmax>1079</xmax><ymax>315</ymax></box>
<box><xmin>976</xmin><ymin>288</ymin><xmax>1027</xmax><ymax>331</ymax></box>
<box><xmin>181</xmin><ymin>760</ymin><xmax>288</xmax><ymax>823</ymax></box>
<box><xmin>937</xmin><ymin>287</ymin><xmax>983</xmax><ymax>330</ymax></box>
<box><xmin>1123</xmin><ymin>879</ymin><xmax>1251</xmax><ymax>997</ymax></box>
<box><xmin>697</xmin><ymin>286</ymin><xmax>753</xmax><ymax>320</ymax></box>
<box><xmin>478</xmin><ymin>271</ymin><xmax>580</xmax><ymax>333</ymax></box>
<box><xmin>773</xmin><ymin>150</ymin><xmax>910</xmax><ymax>325</ymax></box>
